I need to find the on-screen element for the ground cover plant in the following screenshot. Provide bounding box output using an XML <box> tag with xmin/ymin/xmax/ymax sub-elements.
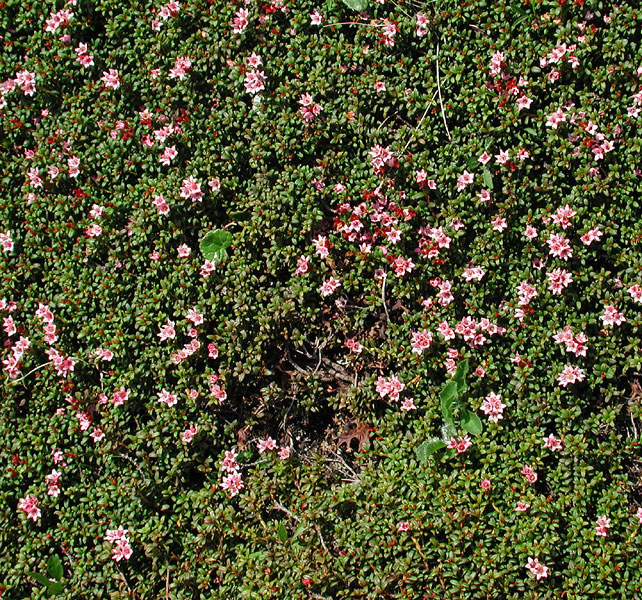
<box><xmin>1</xmin><ymin>0</ymin><xmax>642</xmax><ymax>597</ymax></box>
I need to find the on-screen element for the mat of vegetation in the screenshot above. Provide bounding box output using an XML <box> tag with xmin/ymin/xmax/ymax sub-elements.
<box><xmin>2</xmin><ymin>0</ymin><xmax>642</xmax><ymax>598</ymax></box>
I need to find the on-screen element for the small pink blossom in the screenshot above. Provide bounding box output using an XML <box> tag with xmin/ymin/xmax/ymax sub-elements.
<box><xmin>181</xmin><ymin>424</ymin><xmax>198</xmax><ymax>443</ymax></box>
<box><xmin>257</xmin><ymin>437</ymin><xmax>277</xmax><ymax>453</ymax></box>
<box><xmin>525</xmin><ymin>557</ymin><xmax>548</xmax><ymax>580</ymax></box>
<box><xmin>18</xmin><ymin>495</ymin><xmax>41</xmax><ymax>521</ymax></box>
<box><xmin>543</xmin><ymin>434</ymin><xmax>562</xmax><ymax>451</ymax></box>
<box><xmin>101</xmin><ymin>69</ymin><xmax>121</xmax><ymax>89</ymax></box>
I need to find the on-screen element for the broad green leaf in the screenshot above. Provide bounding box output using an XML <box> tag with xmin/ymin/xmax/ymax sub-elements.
<box><xmin>416</xmin><ymin>439</ymin><xmax>446</xmax><ymax>463</ymax></box>
<box><xmin>341</xmin><ymin>0</ymin><xmax>368</xmax><ymax>10</ymax></box>
<box><xmin>277</xmin><ymin>523</ymin><xmax>288</xmax><ymax>543</ymax></box>
<box><xmin>27</xmin><ymin>572</ymin><xmax>52</xmax><ymax>588</ymax></box>
<box><xmin>460</xmin><ymin>409</ymin><xmax>483</xmax><ymax>436</ymax></box>
<box><xmin>47</xmin><ymin>555</ymin><xmax>63</xmax><ymax>581</ymax></box>
<box><xmin>293</xmin><ymin>524</ymin><xmax>306</xmax><ymax>539</ymax></box>
<box><xmin>452</xmin><ymin>360</ymin><xmax>469</xmax><ymax>390</ymax></box>
<box><xmin>46</xmin><ymin>582</ymin><xmax>64</xmax><ymax>595</ymax></box>
<box><xmin>440</xmin><ymin>381</ymin><xmax>458</xmax><ymax>422</ymax></box>
<box><xmin>483</xmin><ymin>168</ymin><xmax>493</xmax><ymax>189</ymax></box>
<box><xmin>200</xmin><ymin>230</ymin><xmax>233</xmax><ymax>262</ymax></box>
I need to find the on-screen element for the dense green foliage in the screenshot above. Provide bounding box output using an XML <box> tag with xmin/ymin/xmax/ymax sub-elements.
<box><xmin>1</xmin><ymin>0</ymin><xmax>642</xmax><ymax>597</ymax></box>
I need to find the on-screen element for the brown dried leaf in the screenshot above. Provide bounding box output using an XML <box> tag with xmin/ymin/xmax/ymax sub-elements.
<box><xmin>337</xmin><ymin>421</ymin><xmax>371</xmax><ymax>452</ymax></box>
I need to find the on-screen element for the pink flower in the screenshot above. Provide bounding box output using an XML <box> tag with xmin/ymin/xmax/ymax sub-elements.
<box><xmin>220</xmin><ymin>471</ymin><xmax>244</xmax><ymax>497</ymax></box>
<box><xmin>232</xmin><ymin>7</ymin><xmax>249</xmax><ymax>33</ymax></box>
<box><xmin>208</xmin><ymin>343</ymin><xmax>219</xmax><ymax>359</ymax></box>
<box><xmin>294</xmin><ymin>255</ymin><xmax>309</xmax><ymax>276</ymax></box>
<box><xmin>601</xmin><ymin>305</ymin><xmax>626</xmax><ymax>327</ymax></box>
<box><xmin>18</xmin><ymin>495</ymin><xmax>41</xmax><ymax>521</ymax></box>
<box><xmin>629</xmin><ymin>284</ymin><xmax>642</xmax><ymax>303</ymax></box>
<box><xmin>157</xmin><ymin>389</ymin><xmax>178</xmax><ymax>407</ymax></box>
<box><xmin>158</xmin><ymin>319</ymin><xmax>176</xmax><ymax>341</ymax></box>
<box><xmin>547</xmin><ymin>233</ymin><xmax>573</xmax><ymax>260</ymax></box>
<box><xmin>244</xmin><ymin>69</ymin><xmax>265</xmax><ymax>95</ymax></box>
<box><xmin>112</xmin><ymin>539</ymin><xmax>133</xmax><ymax>562</ymax></box>
<box><xmin>400</xmin><ymin>398</ymin><xmax>416</xmax><ymax>411</ymax></box>
<box><xmin>456</xmin><ymin>170</ymin><xmax>474</xmax><ymax>192</ymax></box>
<box><xmin>111</xmin><ymin>387</ymin><xmax>130</xmax><ymax>407</ymax></box>
<box><xmin>634</xmin><ymin>507</ymin><xmax>642</xmax><ymax>523</ymax></box>
<box><xmin>278</xmin><ymin>446</ymin><xmax>291</xmax><ymax>460</ymax></box>
<box><xmin>160</xmin><ymin>145</ymin><xmax>177</xmax><ymax>165</ymax></box>
<box><xmin>478</xmin><ymin>151</ymin><xmax>492</xmax><ymax>165</ymax></box>
<box><xmin>0</xmin><ymin>231</ymin><xmax>14</xmax><ymax>253</ymax></box>
<box><xmin>595</xmin><ymin>515</ymin><xmax>611</xmax><ymax>537</ymax></box>
<box><xmin>410</xmin><ymin>330</ymin><xmax>433</xmax><ymax>355</ymax></box>
<box><xmin>480</xmin><ymin>392</ymin><xmax>506</xmax><ymax>422</ymax></box>
<box><xmin>179</xmin><ymin>176</ymin><xmax>203</xmax><ymax>202</ymax></box>
<box><xmin>525</xmin><ymin>557</ymin><xmax>548</xmax><ymax>580</ymax></box>
<box><xmin>310</xmin><ymin>10</ymin><xmax>323</xmax><ymax>25</ymax></box>
<box><xmin>320</xmin><ymin>277</ymin><xmax>341</xmax><ymax>297</ymax></box>
<box><xmin>516</xmin><ymin>501</ymin><xmax>531</xmax><ymax>512</ymax></box>
<box><xmin>101</xmin><ymin>69</ymin><xmax>121</xmax><ymax>89</ymax></box>
<box><xmin>547</xmin><ymin>268</ymin><xmax>573</xmax><ymax>294</ymax></box>
<box><xmin>543</xmin><ymin>433</ymin><xmax>562</xmax><ymax>451</ymax></box>
<box><xmin>521</xmin><ymin>464</ymin><xmax>538</xmax><ymax>484</ymax></box>
<box><xmin>257</xmin><ymin>437</ymin><xmax>277</xmax><ymax>453</ymax></box>
<box><xmin>480</xmin><ymin>478</ymin><xmax>492</xmax><ymax>492</ymax></box>
<box><xmin>181</xmin><ymin>424</ymin><xmax>198</xmax><ymax>443</ymax></box>
<box><xmin>447</xmin><ymin>435</ymin><xmax>472</xmax><ymax>454</ymax></box>
<box><xmin>397</xmin><ymin>521</ymin><xmax>410</xmax><ymax>532</ymax></box>
<box><xmin>90</xmin><ymin>428</ymin><xmax>105</xmax><ymax>443</ymax></box>
<box><xmin>524</xmin><ymin>225</ymin><xmax>538</xmax><ymax>239</ymax></box>
<box><xmin>177</xmin><ymin>244</ymin><xmax>191</xmax><ymax>258</ymax></box>
<box><xmin>557</xmin><ymin>365</ymin><xmax>585</xmax><ymax>387</ymax></box>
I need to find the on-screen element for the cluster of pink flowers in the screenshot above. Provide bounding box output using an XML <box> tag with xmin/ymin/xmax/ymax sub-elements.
<box><xmin>180</xmin><ymin>176</ymin><xmax>204</xmax><ymax>202</ymax></box>
<box><xmin>169</xmin><ymin>56</ymin><xmax>192</xmax><ymax>80</ymax></box>
<box><xmin>101</xmin><ymin>69</ymin><xmax>121</xmax><ymax>90</ymax></box>
<box><xmin>208</xmin><ymin>374</ymin><xmax>227</xmax><ymax>402</ymax></box>
<box><xmin>14</xmin><ymin>70</ymin><xmax>37</xmax><ymax>96</ymax></box>
<box><xmin>368</xmin><ymin>145</ymin><xmax>397</xmax><ymax>173</ymax></box>
<box><xmin>410</xmin><ymin>330</ymin><xmax>433</xmax><ymax>355</ymax></box>
<box><xmin>157</xmin><ymin>389</ymin><xmax>178</xmax><ymax>408</ymax></box>
<box><xmin>2</xmin><ymin>333</ymin><xmax>29</xmax><ymax>379</ymax></box>
<box><xmin>105</xmin><ymin>527</ymin><xmax>133</xmax><ymax>562</ymax></box>
<box><xmin>375</xmin><ymin>375</ymin><xmax>405</xmax><ymax>403</ymax></box>
<box><xmin>152</xmin><ymin>0</ymin><xmax>181</xmax><ymax>30</ymax></box>
<box><xmin>157</xmin><ymin>319</ymin><xmax>176</xmax><ymax>341</ymax></box>
<box><xmin>44</xmin><ymin>8</ymin><xmax>73</xmax><ymax>33</ymax></box>
<box><xmin>232</xmin><ymin>7</ymin><xmax>249</xmax><ymax>34</ymax></box>
<box><xmin>415</xmin><ymin>13</ymin><xmax>429</xmax><ymax>37</ymax></box>
<box><xmin>220</xmin><ymin>449</ymin><xmax>244</xmax><ymax>497</ymax></box>
<box><xmin>521</xmin><ymin>464</ymin><xmax>538</xmax><ymax>484</ymax></box>
<box><xmin>18</xmin><ymin>495</ymin><xmax>41</xmax><ymax>521</ymax></box>
<box><xmin>543</xmin><ymin>434</ymin><xmax>563</xmax><ymax>451</ymax></box>
<box><xmin>480</xmin><ymin>392</ymin><xmax>506</xmax><ymax>423</ymax></box>
<box><xmin>557</xmin><ymin>365</ymin><xmax>585</xmax><ymax>387</ymax></box>
<box><xmin>111</xmin><ymin>387</ymin><xmax>130</xmax><ymax>407</ymax></box>
<box><xmin>379</xmin><ymin>19</ymin><xmax>398</xmax><ymax>47</ymax></box>
<box><xmin>546</xmin><ymin>268</ymin><xmax>573</xmax><ymax>294</ymax></box>
<box><xmin>554</xmin><ymin>326</ymin><xmax>588</xmax><ymax>357</ymax></box>
<box><xmin>181</xmin><ymin>424</ymin><xmax>198</xmax><ymax>443</ymax></box>
<box><xmin>0</xmin><ymin>231</ymin><xmax>13</xmax><ymax>253</ymax></box>
<box><xmin>299</xmin><ymin>93</ymin><xmax>323</xmax><ymax>121</ymax></box>
<box><xmin>170</xmin><ymin>338</ymin><xmax>201</xmax><ymax>365</ymax></box>
<box><xmin>345</xmin><ymin>337</ymin><xmax>363</xmax><ymax>354</ymax></box>
<box><xmin>600</xmin><ymin>304</ymin><xmax>626</xmax><ymax>327</ymax></box>
<box><xmin>46</xmin><ymin>347</ymin><xmax>75</xmax><ymax>378</ymax></box>
<box><xmin>74</xmin><ymin>43</ymin><xmax>94</xmax><ymax>68</ymax></box>
<box><xmin>595</xmin><ymin>515</ymin><xmax>611</xmax><ymax>537</ymax></box>
<box><xmin>447</xmin><ymin>435</ymin><xmax>472</xmax><ymax>454</ymax></box>
<box><xmin>244</xmin><ymin>69</ymin><xmax>266</xmax><ymax>95</ymax></box>
<box><xmin>320</xmin><ymin>277</ymin><xmax>341</xmax><ymax>297</ymax></box>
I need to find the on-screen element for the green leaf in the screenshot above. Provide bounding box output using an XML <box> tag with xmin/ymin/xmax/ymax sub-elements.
<box><xmin>452</xmin><ymin>360</ymin><xmax>469</xmax><ymax>390</ymax></box>
<box><xmin>440</xmin><ymin>381</ymin><xmax>458</xmax><ymax>422</ymax></box>
<box><xmin>47</xmin><ymin>556</ymin><xmax>63</xmax><ymax>581</ymax></box>
<box><xmin>200</xmin><ymin>230</ymin><xmax>233</xmax><ymax>262</ymax></box>
<box><xmin>27</xmin><ymin>572</ymin><xmax>52</xmax><ymax>588</ymax></box>
<box><xmin>483</xmin><ymin>168</ymin><xmax>493</xmax><ymax>189</ymax></box>
<box><xmin>46</xmin><ymin>582</ymin><xmax>64</xmax><ymax>596</ymax></box>
<box><xmin>277</xmin><ymin>523</ymin><xmax>288</xmax><ymax>543</ymax></box>
<box><xmin>460</xmin><ymin>409</ymin><xmax>483</xmax><ymax>436</ymax></box>
<box><xmin>293</xmin><ymin>524</ymin><xmax>306</xmax><ymax>539</ymax></box>
<box><xmin>416</xmin><ymin>439</ymin><xmax>447</xmax><ymax>463</ymax></box>
<box><xmin>341</xmin><ymin>0</ymin><xmax>368</xmax><ymax>11</ymax></box>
